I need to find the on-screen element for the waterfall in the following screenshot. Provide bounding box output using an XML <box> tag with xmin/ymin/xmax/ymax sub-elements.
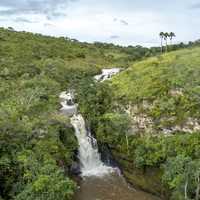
<box><xmin>71</xmin><ymin>114</ymin><xmax>112</xmax><ymax>177</ymax></box>
<box><xmin>59</xmin><ymin>91</ymin><xmax>112</xmax><ymax>177</ymax></box>
<box><xmin>94</xmin><ymin>68</ymin><xmax>121</xmax><ymax>82</ymax></box>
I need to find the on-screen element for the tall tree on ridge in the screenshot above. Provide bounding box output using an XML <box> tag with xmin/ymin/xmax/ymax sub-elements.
<box><xmin>159</xmin><ymin>32</ymin><xmax>164</xmax><ymax>53</ymax></box>
<box><xmin>164</xmin><ymin>32</ymin><xmax>169</xmax><ymax>52</ymax></box>
<box><xmin>169</xmin><ymin>32</ymin><xmax>176</xmax><ymax>45</ymax></box>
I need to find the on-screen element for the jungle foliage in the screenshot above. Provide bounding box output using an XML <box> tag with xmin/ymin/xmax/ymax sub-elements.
<box><xmin>0</xmin><ymin>27</ymin><xmax>200</xmax><ymax>200</ymax></box>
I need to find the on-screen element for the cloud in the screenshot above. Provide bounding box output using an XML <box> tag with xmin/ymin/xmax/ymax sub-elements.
<box><xmin>46</xmin><ymin>12</ymin><xmax>67</xmax><ymax>20</ymax></box>
<box><xmin>113</xmin><ymin>18</ymin><xmax>129</xmax><ymax>26</ymax></box>
<box><xmin>0</xmin><ymin>0</ymin><xmax>198</xmax><ymax>47</ymax></box>
<box><xmin>0</xmin><ymin>9</ymin><xmax>19</xmax><ymax>16</ymax></box>
<box><xmin>0</xmin><ymin>0</ymin><xmax>74</xmax><ymax>19</ymax></box>
<box><xmin>120</xmin><ymin>19</ymin><xmax>128</xmax><ymax>26</ymax></box>
<box><xmin>14</xmin><ymin>17</ymin><xmax>37</xmax><ymax>23</ymax></box>
<box><xmin>110</xmin><ymin>35</ymin><xmax>120</xmax><ymax>39</ymax></box>
<box><xmin>189</xmin><ymin>3</ymin><xmax>200</xmax><ymax>9</ymax></box>
<box><xmin>44</xmin><ymin>22</ymin><xmax>56</xmax><ymax>27</ymax></box>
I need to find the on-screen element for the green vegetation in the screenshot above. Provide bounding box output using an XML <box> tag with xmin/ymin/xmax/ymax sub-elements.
<box><xmin>0</xmin><ymin>28</ymin><xmax>114</xmax><ymax>199</ymax></box>
<box><xmin>0</xmin><ymin>27</ymin><xmax>174</xmax><ymax>199</ymax></box>
<box><xmin>111</xmin><ymin>48</ymin><xmax>200</xmax><ymax>127</ymax></box>
<box><xmin>1</xmin><ymin>27</ymin><xmax>200</xmax><ymax>200</ymax></box>
<box><xmin>110</xmin><ymin>49</ymin><xmax>200</xmax><ymax>199</ymax></box>
<box><xmin>79</xmin><ymin>48</ymin><xmax>200</xmax><ymax>199</ymax></box>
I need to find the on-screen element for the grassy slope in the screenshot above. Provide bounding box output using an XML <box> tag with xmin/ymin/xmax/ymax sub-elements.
<box><xmin>0</xmin><ymin>28</ymin><xmax>145</xmax><ymax>73</ymax></box>
<box><xmin>111</xmin><ymin>47</ymin><xmax>200</xmax><ymax>133</ymax></box>
<box><xmin>99</xmin><ymin>47</ymin><xmax>200</xmax><ymax>198</ymax></box>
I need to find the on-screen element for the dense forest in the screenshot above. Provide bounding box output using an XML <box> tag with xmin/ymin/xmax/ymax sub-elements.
<box><xmin>0</xmin><ymin>27</ymin><xmax>200</xmax><ymax>200</ymax></box>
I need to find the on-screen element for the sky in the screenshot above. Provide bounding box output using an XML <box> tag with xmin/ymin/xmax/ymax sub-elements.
<box><xmin>0</xmin><ymin>0</ymin><xmax>200</xmax><ymax>47</ymax></box>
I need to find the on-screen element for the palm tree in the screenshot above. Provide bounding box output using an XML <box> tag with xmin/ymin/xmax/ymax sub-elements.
<box><xmin>164</xmin><ymin>32</ymin><xmax>169</xmax><ymax>52</ymax></box>
<box><xmin>169</xmin><ymin>32</ymin><xmax>176</xmax><ymax>45</ymax></box>
<box><xmin>159</xmin><ymin>32</ymin><xmax>164</xmax><ymax>53</ymax></box>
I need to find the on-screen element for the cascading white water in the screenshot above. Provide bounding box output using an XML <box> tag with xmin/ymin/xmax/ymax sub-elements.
<box><xmin>59</xmin><ymin>91</ymin><xmax>112</xmax><ymax>177</ymax></box>
<box><xmin>94</xmin><ymin>68</ymin><xmax>121</xmax><ymax>82</ymax></box>
<box><xmin>59</xmin><ymin>71</ymin><xmax>159</xmax><ymax>200</ymax></box>
<box><xmin>60</xmin><ymin>69</ymin><xmax>121</xmax><ymax>177</ymax></box>
<box><xmin>71</xmin><ymin>114</ymin><xmax>112</xmax><ymax>177</ymax></box>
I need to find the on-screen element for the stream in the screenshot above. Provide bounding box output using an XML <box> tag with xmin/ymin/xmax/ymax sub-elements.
<box><xmin>73</xmin><ymin>173</ymin><xmax>160</xmax><ymax>200</ymax></box>
<box><xmin>59</xmin><ymin>69</ymin><xmax>161</xmax><ymax>200</ymax></box>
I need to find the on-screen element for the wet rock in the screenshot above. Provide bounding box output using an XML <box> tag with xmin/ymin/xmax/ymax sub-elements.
<box><xmin>71</xmin><ymin>162</ymin><xmax>81</xmax><ymax>175</ymax></box>
<box><xmin>60</xmin><ymin>103</ymin><xmax>77</xmax><ymax>117</ymax></box>
<box><xmin>59</xmin><ymin>91</ymin><xmax>77</xmax><ymax>116</ymax></box>
<box><xmin>99</xmin><ymin>144</ymin><xmax>119</xmax><ymax>168</ymax></box>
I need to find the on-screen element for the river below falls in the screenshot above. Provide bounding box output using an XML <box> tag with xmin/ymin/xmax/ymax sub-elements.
<box><xmin>73</xmin><ymin>172</ymin><xmax>160</xmax><ymax>200</ymax></box>
<box><xmin>60</xmin><ymin>90</ymin><xmax>161</xmax><ymax>200</ymax></box>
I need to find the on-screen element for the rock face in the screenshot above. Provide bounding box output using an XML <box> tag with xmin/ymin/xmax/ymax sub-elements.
<box><xmin>162</xmin><ymin>118</ymin><xmax>200</xmax><ymax>135</ymax></box>
<box><xmin>110</xmin><ymin>150</ymin><xmax>168</xmax><ymax>199</ymax></box>
<box><xmin>124</xmin><ymin>102</ymin><xmax>200</xmax><ymax>136</ymax></box>
<box><xmin>169</xmin><ymin>88</ymin><xmax>184</xmax><ymax>97</ymax></box>
<box><xmin>70</xmin><ymin>161</ymin><xmax>81</xmax><ymax>175</ymax></box>
<box><xmin>124</xmin><ymin>103</ymin><xmax>154</xmax><ymax>136</ymax></box>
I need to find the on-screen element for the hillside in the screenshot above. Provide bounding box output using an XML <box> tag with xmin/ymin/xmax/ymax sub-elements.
<box><xmin>111</xmin><ymin>47</ymin><xmax>200</xmax><ymax>135</ymax></box>
<box><xmin>0</xmin><ymin>27</ymin><xmax>163</xmax><ymax>77</ymax></box>
<box><xmin>0</xmin><ymin>27</ymin><xmax>200</xmax><ymax>200</ymax></box>
<box><xmin>0</xmin><ymin>27</ymin><xmax>164</xmax><ymax>200</ymax></box>
<box><xmin>86</xmin><ymin>48</ymin><xmax>200</xmax><ymax>199</ymax></box>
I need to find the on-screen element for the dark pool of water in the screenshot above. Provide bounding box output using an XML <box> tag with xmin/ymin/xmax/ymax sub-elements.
<box><xmin>73</xmin><ymin>172</ymin><xmax>160</xmax><ymax>200</ymax></box>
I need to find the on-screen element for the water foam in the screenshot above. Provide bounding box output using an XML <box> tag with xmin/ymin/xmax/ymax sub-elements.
<box><xmin>71</xmin><ymin>114</ymin><xmax>113</xmax><ymax>177</ymax></box>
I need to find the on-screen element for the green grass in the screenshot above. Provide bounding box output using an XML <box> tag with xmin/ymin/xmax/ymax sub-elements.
<box><xmin>111</xmin><ymin>47</ymin><xmax>200</xmax><ymax>126</ymax></box>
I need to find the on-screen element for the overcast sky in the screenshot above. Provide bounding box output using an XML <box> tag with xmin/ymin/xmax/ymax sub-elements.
<box><xmin>0</xmin><ymin>0</ymin><xmax>199</xmax><ymax>46</ymax></box>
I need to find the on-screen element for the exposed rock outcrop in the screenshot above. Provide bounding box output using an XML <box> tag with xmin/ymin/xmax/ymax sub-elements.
<box><xmin>124</xmin><ymin>101</ymin><xmax>200</xmax><ymax>136</ymax></box>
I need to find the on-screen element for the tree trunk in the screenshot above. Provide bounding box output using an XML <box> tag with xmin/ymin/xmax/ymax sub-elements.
<box><xmin>196</xmin><ymin>176</ymin><xmax>200</xmax><ymax>200</ymax></box>
<box><xmin>165</xmin><ymin>40</ymin><xmax>168</xmax><ymax>52</ymax></box>
<box><xmin>126</xmin><ymin>135</ymin><xmax>129</xmax><ymax>155</ymax></box>
<box><xmin>184</xmin><ymin>180</ymin><xmax>188</xmax><ymax>200</ymax></box>
<box><xmin>160</xmin><ymin>38</ymin><xmax>163</xmax><ymax>53</ymax></box>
